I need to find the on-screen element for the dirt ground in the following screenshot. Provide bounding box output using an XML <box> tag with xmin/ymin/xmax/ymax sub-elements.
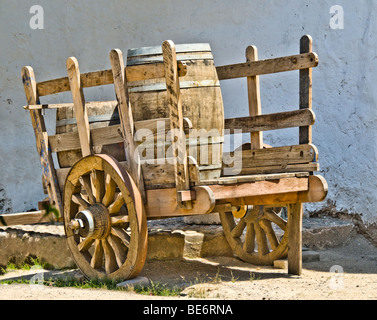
<box><xmin>1</xmin><ymin>234</ymin><xmax>376</xmax><ymax>300</ymax></box>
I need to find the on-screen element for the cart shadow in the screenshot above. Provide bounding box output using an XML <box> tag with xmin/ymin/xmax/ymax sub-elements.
<box><xmin>140</xmin><ymin>257</ymin><xmax>294</xmax><ymax>291</ymax></box>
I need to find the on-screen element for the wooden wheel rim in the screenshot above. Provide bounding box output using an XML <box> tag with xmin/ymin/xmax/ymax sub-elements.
<box><xmin>63</xmin><ymin>154</ymin><xmax>147</xmax><ymax>280</ymax></box>
<box><xmin>220</xmin><ymin>206</ymin><xmax>288</xmax><ymax>265</ymax></box>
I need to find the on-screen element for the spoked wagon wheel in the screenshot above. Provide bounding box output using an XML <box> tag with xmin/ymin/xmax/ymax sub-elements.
<box><xmin>220</xmin><ymin>205</ymin><xmax>288</xmax><ymax>265</ymax></box>
<box><xmin>63</xmin><ymin>154</ymin><xmax>148</xmax><ymax>280</ymax></box>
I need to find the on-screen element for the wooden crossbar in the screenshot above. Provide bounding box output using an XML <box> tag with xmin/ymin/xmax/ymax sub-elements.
<box><xmin>216</xmin><ymin>52</ymin><xmax>318</xmax><ymax>80</ymax></box>
<box><xmin>36</xmin><ymin>62</ymin><xmax>187</xmax><ymax>97</ymax></box>
<box><xmin>224</xmin><ymin>109</ymin><xmax>315</xmax><ymax>134</ymax></box>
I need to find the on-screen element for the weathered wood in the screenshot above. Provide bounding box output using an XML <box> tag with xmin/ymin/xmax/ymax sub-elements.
<box><xmin>299</xmin><ymin>35</ymin><xmax>313</xmax><ymax>145</ymax></box>
<box><xmin>56</xmin><ymin>159</ymin><xmax>201</xmax><ymax>192</ymax></box>
<box><xmin>246</xmin><ymin>45</ymin><xmax>263</xmax><ymax>148</ymax></box>
<box><xmin>223</xmin><ymin>144</ymin><xmax>318</xmax><ymax>170</ymax></box>
<box><xmin>128</xmin><ymin>43</ymin><xmax>224</xmax><ymax>180</ymax></box>
<box><xmin>21</xmin><ymin>66</ymin><xmax>63</xmax><ymax>216</ymax></box>
<box><xmin>144</xmin><ymin>186</ymin><xmax>215</xmax><ymax>218</ymax></box>
<box><xmin>224</xmin><ymin>109</ymin><xmax>315</xmax><ymax>134</ymax></box>
<box><xmin>208</xmin><ymin>177</ymin><xmax>308</xmax><ymax>201</ymax></box>
<box><xmin>66</xmin><ymin>57</ymin><xmax>92</xmax><ymax>157</ymax></box>
<box><xmin>162</xmin><ymin>40</ymin><xmax>191</xmax><ymax>208</ymax></box>
<box><xmin>0</xmin><ymin>211</ymin><xmax>51</xmax><ymax>226</ymax></box>
<box><xmin>36</xmin><ymin>62</ymin><xmax>187</xmax><ymax>97</ymax></box>
<box><xmin>110</xmin><ymin>48</ymin><xmax>146</xmax><ymax>202</ymax></box>
<box><xmin>223</xmin><ymin>163</ymin><xmax>319</xmax><ymax>176</ymax></box>
<box><xmin>216</xmin><ymin>52</ymin><xmax>318</xmax><ymax>80</ymax></box>
<box><xmin>287</xmin><ymin>202</ymin><xmax>303</xmax><ymax>275</ymax></box>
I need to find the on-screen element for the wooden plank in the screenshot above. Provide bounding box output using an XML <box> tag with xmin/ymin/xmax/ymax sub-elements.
<box><xmin>56</xmin><ymin>159</ymin><xmax>200</xmax><ymax>192</ymax></box>
<box><xmin>21</xmin><ymin>66</ymin><xmax>63</xmax><ymax>216</ymax></box>
<box><xmin>126</xmin><ymin>61</ymin><xmax>187</xmax><ymax>82</ymax></box>
<box><xmin>0</xmin><ymin>211</ymin><xmax>51</xmax><ymax>227</ymax></box>
<box><xmin>199</xmin><ymin>172</ymin><xmax>309</xmax><ymax>186</ymax></box>
<box><xmin>110</xmin><ymin>49</ymin><xmax>146</xmax><ymax>202</ymax></box>
<box><xmin>36</xmin><ymin>62</ymin><xmax>187</xmax><ymax>97</ymax></box>
<box><xmin>223</xmin><ymin>144</ymin><xmax>318</xmax><ymax>169</ymax></box>
<box><xmin>144</xmin><ymin>186</ymin><xmax>215</xmax><ymax>218</ymax></box>
<box><xmin>208</xmin><ymin>177</ymin><xmax>308</xmax><ymax>200</ymax></box>
<box><xmin>162</xmin><ymin>40</ymin><xmax>191</xmax><ymax>208</ymax></box>
<box><xmin>224</xmin><ymin>109</ymin><xmax>315</xmax><ymax>134</ymax></box>
<box><xmin>299</xmin><ymin>35</ymin><xmax>313</xmax><ymax>144</ymax></box>
<box><xmin>223</xmin><ymin>163</ymin><xmax>319</xmax><ymax>176</ymax></box>
<box><xmin>216</xmin><ymin>52</ymin><xmax>318</xmax><ymax>80</ymax></box>
<box><xmin>287</xmin><ymin>202</ymin><xmax>303</xmax><ymax>275</ymax></box>
<box><xmin>24</xmin><ymin>101</ymin><xmax>117</xmax><ymax>111</ymax></box>
<box><xmin>66</xmin><ymin>57</ymin><xmax>92</xmax><ymax>157</ymax></box>
<box><xmin>48</xmin><ymin>117</ymin><xmax>192</xmax><ymax>153</ymax></box>
<box><xmin>246</xmin><ymin>45</ymin><xmax>263</xmax><ymax>148</ymax></box>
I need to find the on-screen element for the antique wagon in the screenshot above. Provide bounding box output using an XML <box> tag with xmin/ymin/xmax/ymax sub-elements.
<box><xmin>2</xmin><ymin>35</ymin><xmax>327</xmax><ymax>280</ymax></box>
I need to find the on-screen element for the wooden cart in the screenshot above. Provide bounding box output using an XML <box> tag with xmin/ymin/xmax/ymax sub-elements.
<box><xmin>8</xmin><ymin>35</ymin><xmax>326</xmax><ymax>280</ymax></box>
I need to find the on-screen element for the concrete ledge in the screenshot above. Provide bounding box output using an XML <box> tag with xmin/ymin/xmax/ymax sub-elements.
<box><xmin>0</xmin><ymin>216</ymin><xmax>357</xmax><ymax>270</ymax></box>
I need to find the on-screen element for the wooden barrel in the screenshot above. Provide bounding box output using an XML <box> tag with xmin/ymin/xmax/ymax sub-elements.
<box><xmin>127</xmin><ymin>43</ymin><xmax>224</xmax><ymax>180</ymax></box>
<box><xmin>56</xmin><ymin>101</ymin><xmax>125</xmax><ymax>168</ymax></box>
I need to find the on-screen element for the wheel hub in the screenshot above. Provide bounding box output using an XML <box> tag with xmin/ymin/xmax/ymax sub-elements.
<box><xmin>70</xmin><ymin>204</ymin><xmax>110</xmax><ymax>239</ymax></box>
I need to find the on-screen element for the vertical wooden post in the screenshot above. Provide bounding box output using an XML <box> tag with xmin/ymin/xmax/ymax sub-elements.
<box><xmin>299</xmin><ymin>35</ymin><xmax>313</xmax><ymax>145</ymax></box>
<box><xmin>287</xmin><ymin>202</ymin><xmax>303</xmax><ymax>275</ymax></box>
<box><xmin>110</xmin><ymin>49</ymin><xmax>146</xmax><ymax>203</ymax></box>
<box><xmin>162</xmin><ymin>40</ymin><xmax>191</xmax><ymax>209</ymax></box>
<box><xmin>246</xmin><ymin>45</ymin><xmax>264</xmax><ymax>224</ymax></box>
<box><xmin>246</xmin><ymin>45</ymin><xmax>263</xmax><ymax>149</ymax></box>
<box><xmin>66</xmin><ymin>57</ymin><xmax>92</xmax><ymax>157</ymax></box>
<box><xmin>21</xmin><ymin>66</ymin><xmax>63</xmax><ymax>216</ymax></box>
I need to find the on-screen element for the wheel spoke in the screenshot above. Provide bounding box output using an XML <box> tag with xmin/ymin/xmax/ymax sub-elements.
<box><xmin>260</xmin><ymin>219</ymin><xmax>279</xmax><ymax>250</ymax></box>
<box><xmin>107</xmin><ymin>234</ymin><xmax>127</xmax><ymax>268</ymax></box>
<box><xmin>102</xmin><ymin>174</ymin><xmax>116</xmax><ymax>207</ymax></box>
<box><xmin>72</xmin><ymin>193</ymin><xmax>90</xmax><ymax>209</ymax></box>
<box><xmin>78</xmin><ymin>237</ymin><xmax>94</xmax><ymax>252</ymax></box>
<box><xmin>243</xmin><ymin>223</ymin><xmax>255</xmax><ymax>253</ymax></box>
<box><xmin>111</xmin><ymin>226</ymin><xmax>130</xmax><ymax>247</ymax></box>
<box><xmin>108</xmin><ymin>193</ymin><xmax>126</xmax><ymax>214</ymax></box>
<box><xmin>264</xmin><ymin>208</ymin><xmax>287</xmax><ymax>231</ymax></box>
<box><xmin>110</xmin><ymin>215</ymin><xmax>129</xmax><ymax>225</ymax></box>
<box><xmin>102</xmin><ymin>239</ymin><xmax>118</xmax><ymax>274</ymax></box>
<box><xmin>79</xmin><ymin>175</ymin><xmax>96</xmax><ymax>205</ymax></box>
<box><xmin>90</xmin><ymin>239</ymin><xmax>104</xmax><ymax>269</ymax></box>
<box><xmin>254</xmin><ymin>222</ymin><xmax>270</xmax><ymax>256</ymax></box>
<box><xmin>230</xmin><ymin>219</ymin><xmax>246</xmax><ymax>238</ymax></box>
<box><xmin>91</xmin><ymin>170</ymin><xmax>105</xmax><ymax>203</ymax></box>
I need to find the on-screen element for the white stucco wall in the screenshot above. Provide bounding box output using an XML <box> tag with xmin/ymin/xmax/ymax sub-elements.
<box><xmin>0</xmin><ymin>1</ymin><xmax>376</xmax><ymax>224</ymax></box>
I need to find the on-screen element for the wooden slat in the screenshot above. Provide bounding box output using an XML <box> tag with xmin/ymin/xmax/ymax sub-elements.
<box><xmin>224</xmin><ymin>109</ymin><xmax>315</xmax><ymax>134</ymax></box>
<box><xmin>126</xmin><ymin>61</ymin><xmax>187</xmax><ymax>82</ymax></box>
<box><xmin>223</xmin><ymin>163</ymin><xmax>319</xmax><ymax>176</ymax></box>
<box><xmin>223</xmin><ymin>144</ymin><xmax>318</xmax><ymax>169</ymax></box>
<box><xmin>21</xmin><ymin>66</ymin><xmax>63</xmax><ymax>216</ymax></box>
<box><xmin>110</xmin><ymin>49</ymin><xmax>146</xmax><ymax>202</ymax></box>
<box><xmin>66</xmin><ymin>57</ymin><xmax>92</xmax><ymax>157</ymax></box>
<box><xmin>24</xmin><ymin>101</ymin><xmax>117</xmax><ymax>111</ymax></box>
<box><xmin>216</xmin><ymin>52</ymin><xmax>318</xmax><ymax>80</ymax></box>
<box><xmin>0</xmin><ymin>211</ymin><xmax>51</xmax><ymax>227</ymax></box>
<box><xmin>36</xmin><ymin>62</ymin><xmax>187</xmax><ymax>97</ymax></box>
<box><xmin>48</xmin><ymin>117</ymin><xmax>192</xmax><ymax>153</ymax></box>
<box><xmin>163</xmin><ymin>40</ymin><xmax>191</xmax><ymax>208</ymax></box>
<box><xmin>246</xmin><ymin>45</ymin><xmax>263</xmax><ymax>148</ymax></box>
<box><xmin>56</xmin><ymin>159</ymin><xmax>200</xmax><ymax>192</ymax></box>
<box><xmin>299</xmin><ymin>35</ymin><xmax>313</xmax><ymax>144</ymax></box>
<box><xmin>208</xmin><ymin>177</ymin><xmax>309</xmax><ymax>200</ymax></box>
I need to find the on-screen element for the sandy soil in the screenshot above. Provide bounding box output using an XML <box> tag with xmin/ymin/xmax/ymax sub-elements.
<box><xmin>1</xmin><ymin>234</ymin><xmax>376</xmax><ymax>301</ymax></box>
